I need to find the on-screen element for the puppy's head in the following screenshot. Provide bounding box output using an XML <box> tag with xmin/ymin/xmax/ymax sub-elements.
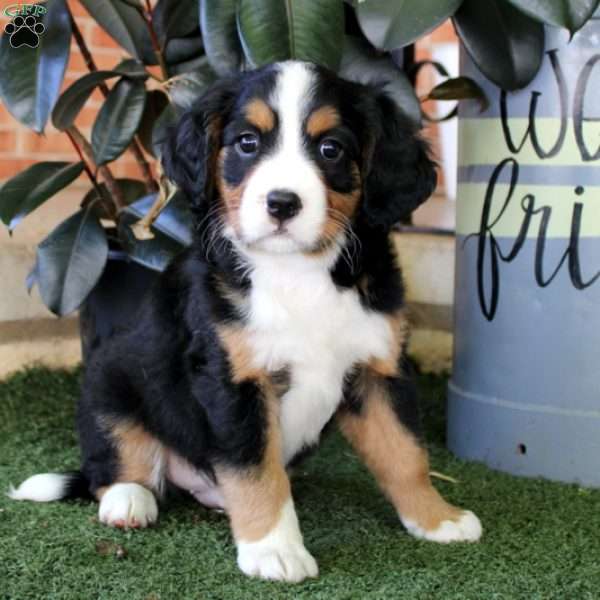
<box><xmin>162</xmin><ymin>62</ymin><xmax>436</xmax><ymax>255</ymax></box>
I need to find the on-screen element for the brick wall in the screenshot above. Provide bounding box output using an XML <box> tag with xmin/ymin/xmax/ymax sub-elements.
<box><xmin>0</xmin><ymin>5</ymin><xmax>458</xmax><ymax>193</ymax></box>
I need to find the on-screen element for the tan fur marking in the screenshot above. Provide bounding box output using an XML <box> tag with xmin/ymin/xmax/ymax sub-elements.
<box><xmin>110</xmin><ymin>422</ymin><xmax>166</xmax><ymax>494</ymax></box>
<box><xmin>306</xmin><ymin>105</ymin><xmax>341</xmax><ymax>137</ymax></box>
<box><xmin>367</xmin><ymin>311</ymin><xmax>409</xmax><ymax>377</ymax></box>
<box><xmin>217</xmin><ymin>325</ymin><xmax>265</xmax><ymax>384</ymax></box>
<box><xmin>215</xmin><ymin>276</ymin><xmax>248</xmax><ymax>317</ymax></box>
<box><xmin>338</xmin><ymin>377</ymin><xmax>462</xmax><ymax>532</ymax></box>
<box><xmin>218</xmin><ymin>395</ymin><xmax>291</xmax><ymax>542</ymax></box>
<box><xmin>326</xmin><ymin>186</ymin><xmax>360</xmax><ymax>230</ymax></box>
<box><xmin>245</xmin><ymin>98</ymin><xmax>275</xmax><ymax>132</ymax></box>
<box><xmin>203</xmin><ymin>114</ymin><xmax>224</xmax><ymax>201</ymax></box>
<box><xmin>318</xmin><ymin>189</ymin><xmax>360</xmax><ymax>246</ymax></box>
<box><xmin>95</xmin><ymin>485</ymin><xmax>108</xmax><ymax>501</ymax></box>
<box><xmin>315</xmin><ymin>165</ymin><xmax>361</xmax><ymax>252</ymax></box>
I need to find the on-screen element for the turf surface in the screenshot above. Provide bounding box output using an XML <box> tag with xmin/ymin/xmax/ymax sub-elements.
<box><xmin>0</xmin><ymin>368</ymin><xmax>599</xmax><ymax>599</ymax></box>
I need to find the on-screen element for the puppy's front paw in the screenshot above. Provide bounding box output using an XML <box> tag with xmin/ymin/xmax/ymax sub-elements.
<box><xmin>403</xmin><ymin>510</ymin><xmax>482</xmax><ymax>543</ymax></box>
<box><xmin>237</xmin><ymin>542</ymin><xmax>318</xmax><ymax>583</ymax></box>
<box><xmin>98</xmin><ymin>483</ymin><xmax>158</xmax><ymax>529</ymax></box>
<box><xmin>235</xmin><ymin>499</ymin><xmax>318</xmax><ymax>582</ymax></box>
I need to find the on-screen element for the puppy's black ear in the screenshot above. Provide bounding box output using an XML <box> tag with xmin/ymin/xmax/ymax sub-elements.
<box><xmin>362</xmin><ymin>91</ymin><xmax>437</xmax><ymax>228</ymax></box>
<box><xmin>161</xmin><ymin>79</ymin><xmax>238</xmax><ymax>214</ymax></box>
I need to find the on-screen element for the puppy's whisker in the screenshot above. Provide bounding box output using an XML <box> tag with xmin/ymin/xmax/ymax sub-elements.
<box><xmin>197</xmin><ymin>204</ymin><xmax>222</xmax><ymax>236</ymax></box>
<box><xmin>206</xmin><ymin>221</ymin><xmax>228</xmax><ymax>261</ymax></box>
<box><xmin>326</xmin><ymin>208</ymin><xmax>362</xmax><ymax>272</ymax></box>
<box><xmin>198</xmin><ymin>206</ymin><xmax>226</xmax><ymax>258</ymax></box>
<box><xmin>322</xmin><ymin>227</ymin><xmax>355</xmax><ymax>273</ymax></box>
<box><xmin>328</xmin><ymin>208</ymin><xmax>361</xmax><ymax>253</ymax></box>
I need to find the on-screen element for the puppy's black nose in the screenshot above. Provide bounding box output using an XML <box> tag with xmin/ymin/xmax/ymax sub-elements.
<box><xmin>266</xmin><ymin>190</ymin><xmax>301</xmax><ymax>223</ymax></box>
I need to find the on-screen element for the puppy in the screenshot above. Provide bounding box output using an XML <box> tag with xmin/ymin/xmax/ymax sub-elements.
<box><xmin>10</xmin><ymin>61</ymin><xmax>481</xmax><ymax>583</ymax></box>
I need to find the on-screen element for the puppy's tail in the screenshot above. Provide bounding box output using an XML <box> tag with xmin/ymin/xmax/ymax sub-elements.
<box><xmin>7</xmin><ymin>471</ymin><xmax>92</xmax><ymax>502</ymax></box>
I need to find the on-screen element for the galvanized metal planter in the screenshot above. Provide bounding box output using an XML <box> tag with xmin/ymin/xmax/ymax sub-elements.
<box><xmin>448</xmin><ymin>18</ymin><xmax>600</xmax><ymax>487</ymax></box>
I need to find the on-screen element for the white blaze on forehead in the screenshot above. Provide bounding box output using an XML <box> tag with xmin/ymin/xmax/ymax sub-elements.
<box><xmin>271</xmin><ymin>61</ymin><xmax>314</xmax><ymax>155</ymax></box>
<box><xmin>237</xmin><ymin>61</ymin><xmax>328</xmax><ymax>252</ymax></box>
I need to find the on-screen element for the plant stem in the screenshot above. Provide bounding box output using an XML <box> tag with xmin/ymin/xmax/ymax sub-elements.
<box><xmin>130</xmin><ymin>137</ymin><xmax>158</xmax><ymax>193</ymax></box>
<box><xmin>68</xmin><ymin>2</ymin><xmax>158</xmax><ymax>194</ymax></box>
<box><xmin>69</xmin><ymin>12</ymin><xmax>109</xmax><ymax>96</ymax></box>
<box><xmin>65</xmin><ymin>129</ymin><xmax>117</xmax><ymax>220</ymax></box>
<box><xmin>68</xmin><ymin>126</ymin><xmax>126</xmax><ymax>213</ymax></box>
<box><xmin>65</xmin><ymin>128</ymin><xmax>97</xmax><ymax>185</ymax></box>
<box><xmin>143</xmin><ymin>0</ymin><xmax>169</xmax><ymax>81</ymax></box>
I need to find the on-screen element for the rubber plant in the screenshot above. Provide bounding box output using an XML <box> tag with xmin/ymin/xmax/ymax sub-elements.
<box><xmin>0</xmin><ymin>0</ymin><xmax>596</xmax><ymax>316</ymax></box>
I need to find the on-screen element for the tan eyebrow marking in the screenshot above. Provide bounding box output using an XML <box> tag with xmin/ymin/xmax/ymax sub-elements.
<box><xmin>245</xmin><ymin>98</ymin><xmax>276</xmax><ymax>132</ymax></box>
<box><xmin>306</xmin><ymin>105</ymin><xmax>341</xmax><ymax>137</ymax></box>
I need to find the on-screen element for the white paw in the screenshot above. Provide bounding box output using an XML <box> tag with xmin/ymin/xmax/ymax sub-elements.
<box><xmin>98</xmin><ymin>483</ymin><xmax>158</xmax><ymax>529</ymax></box>
<box><xmin>237</xmin><ymin>542</ymin><xmax>318</xmax><ymax>583</ymax></box>
<box><xmin>403</xmin><ymin>510</ymin><xmax>482</xmax><ymax>543</ymax></box>
<box><xmin>236</xmin><ymin>498</ymin><xmax>318</xmax><ymax>583</ymax></box>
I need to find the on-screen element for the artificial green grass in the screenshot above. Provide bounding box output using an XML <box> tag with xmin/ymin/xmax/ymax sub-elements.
<box><xmin>1</xmin><ymin>368</ymin><xmax>599</xmax><ymax>600</ymax></box>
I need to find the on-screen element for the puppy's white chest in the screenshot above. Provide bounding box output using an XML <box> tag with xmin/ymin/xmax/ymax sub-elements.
<box><xmin>246</xmin><ymin>256</ymin><xmax>393</xmax><ymax>462</ymax></box>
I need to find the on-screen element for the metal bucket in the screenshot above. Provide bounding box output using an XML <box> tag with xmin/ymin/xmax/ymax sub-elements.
<box><xmin>448</xmin><ymin>17</ymin><xmax>600</xmax><ymax>487</ymax></box>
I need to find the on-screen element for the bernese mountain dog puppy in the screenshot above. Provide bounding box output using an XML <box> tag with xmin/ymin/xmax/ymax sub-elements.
<box><xmin>10</xmin><ymin>61</ymin><xmax>481</xmax><ymax>583</ymax></box>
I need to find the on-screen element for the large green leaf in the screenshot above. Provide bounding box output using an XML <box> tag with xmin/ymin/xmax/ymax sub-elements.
<box><xmin>153</xmin><ymin>0</ymin><xmax>199</xmax><ymax>43</ymax></box>
<box><xmin>166</xmin><ymin>62</ymin><xmax>217</xmax><ymax>109</ymax></box>
<box><xmin>119</xmin><ymin>210</ymin><xmax>185</xmax><ymax>272</ymax></box>
<box><xmin>112</xmin><ymin>179</ymin><xmax>148</xmax><ymax>205</ymax></box>
<box><xmin>79</xmin><ymin>0</ymin><xmax>156</xmax><ymax>64</ymax></box>
<box><xmin>355</xmin><ymin>0</ymin><xmax>463</xmax><ymax>50</ymax></box>
<box><xmin>82</xmin><ymin>178</ymin><xmax>148</xmax><ymax>218</ymax></box>
<box><xmin>91</xmin><ymin>78</ymin><xmax>147</xmax><ymax>166</ymax></box>
<box><xmin>0</xmin><ymin>0</ymin><xmax>71</xmax><ymax>132</ymax></box>
<box><xmin>0</xmin><ymin>162</ymin><xmax>84</xmax><ymax>231</ymax></box>
<box><xmin>506</xmin><ymin>0</ymin><xmax>600</xmax><ymax>35</ymax></box>
<box><xmin>138</xmin><ymin>90</ymin><xmax>170</xmax><ymax>156</ymax></box>
<box><xmin>152</xmin><ymin>102</ymin><xmax>182</xmax><ymax>157</ymax></box>
<box><xmin>125</xmin><ymin>231</ymin><xmax>185</xmax><ymax>272</ymax></box>
<box><xmin>427</xmin><ymin>76</ymin><xmax>487</xmax><ymax>104</ymax></box>
<box><xmin>52</xmin><ymin>61</ymin><xmax>148</xmax><ymax>131</ymax></box>
<box><xmin>237</xmin><ymin>0</ymin><xmax>344</xmax><ymax>69</ymax></box>
<box><xmin>36</xmin><ymin>206</ymin><xmax>108</xmax><ymax>316</ymax></box>
<box><xmin>167</xmin><ymin>54</ymin><xmax>210</xmax><ymax>76</ymax></box>
<box><xmin>340</xmin><ymin>36</ymin><xmax>421</xmax><ymax>124</ymax></box>
<box><xmin>425</xmin><ymin>75</ymin><xmax>488</xmax><ymax>120</ymax></box>
<box><xmin>200</xmin><ymin>0</ymin><xmax>244</xmax><ymax>75</ymax></box>
<box><xmin>454</xmin><ymin>0</ymin><xmax>544</xmax><ymax>91</ymax></box>
<box><xmin>165</xmin><ymin>35</ymin><xmax>204</xmax><ymax>65</ymax></box>
<box><xmin>125</xmin><ymin>191</ymin><xmax>193</xmax><ymax>246</ymax></box>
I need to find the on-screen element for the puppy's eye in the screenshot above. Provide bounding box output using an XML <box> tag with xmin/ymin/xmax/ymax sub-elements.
<box><xmin>236</xmin><ymin>133</ymin><xmax>260</xmax><ymax>155</ymax></box>
<box><xmin>319</xmin><ymin>138</ymin><xmax>343</xmax><ymax>161</ymax></box>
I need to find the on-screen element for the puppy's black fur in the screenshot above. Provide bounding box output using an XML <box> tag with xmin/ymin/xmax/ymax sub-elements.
<box><xmin>75</xmin><ymin>66</ymin><xmax>434</xmax><ymax>496</ymax></box>
<box><xmin>20</xmin><ymin>63</ymin><xmax>437</xmax><ymax>508</ymax></box>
